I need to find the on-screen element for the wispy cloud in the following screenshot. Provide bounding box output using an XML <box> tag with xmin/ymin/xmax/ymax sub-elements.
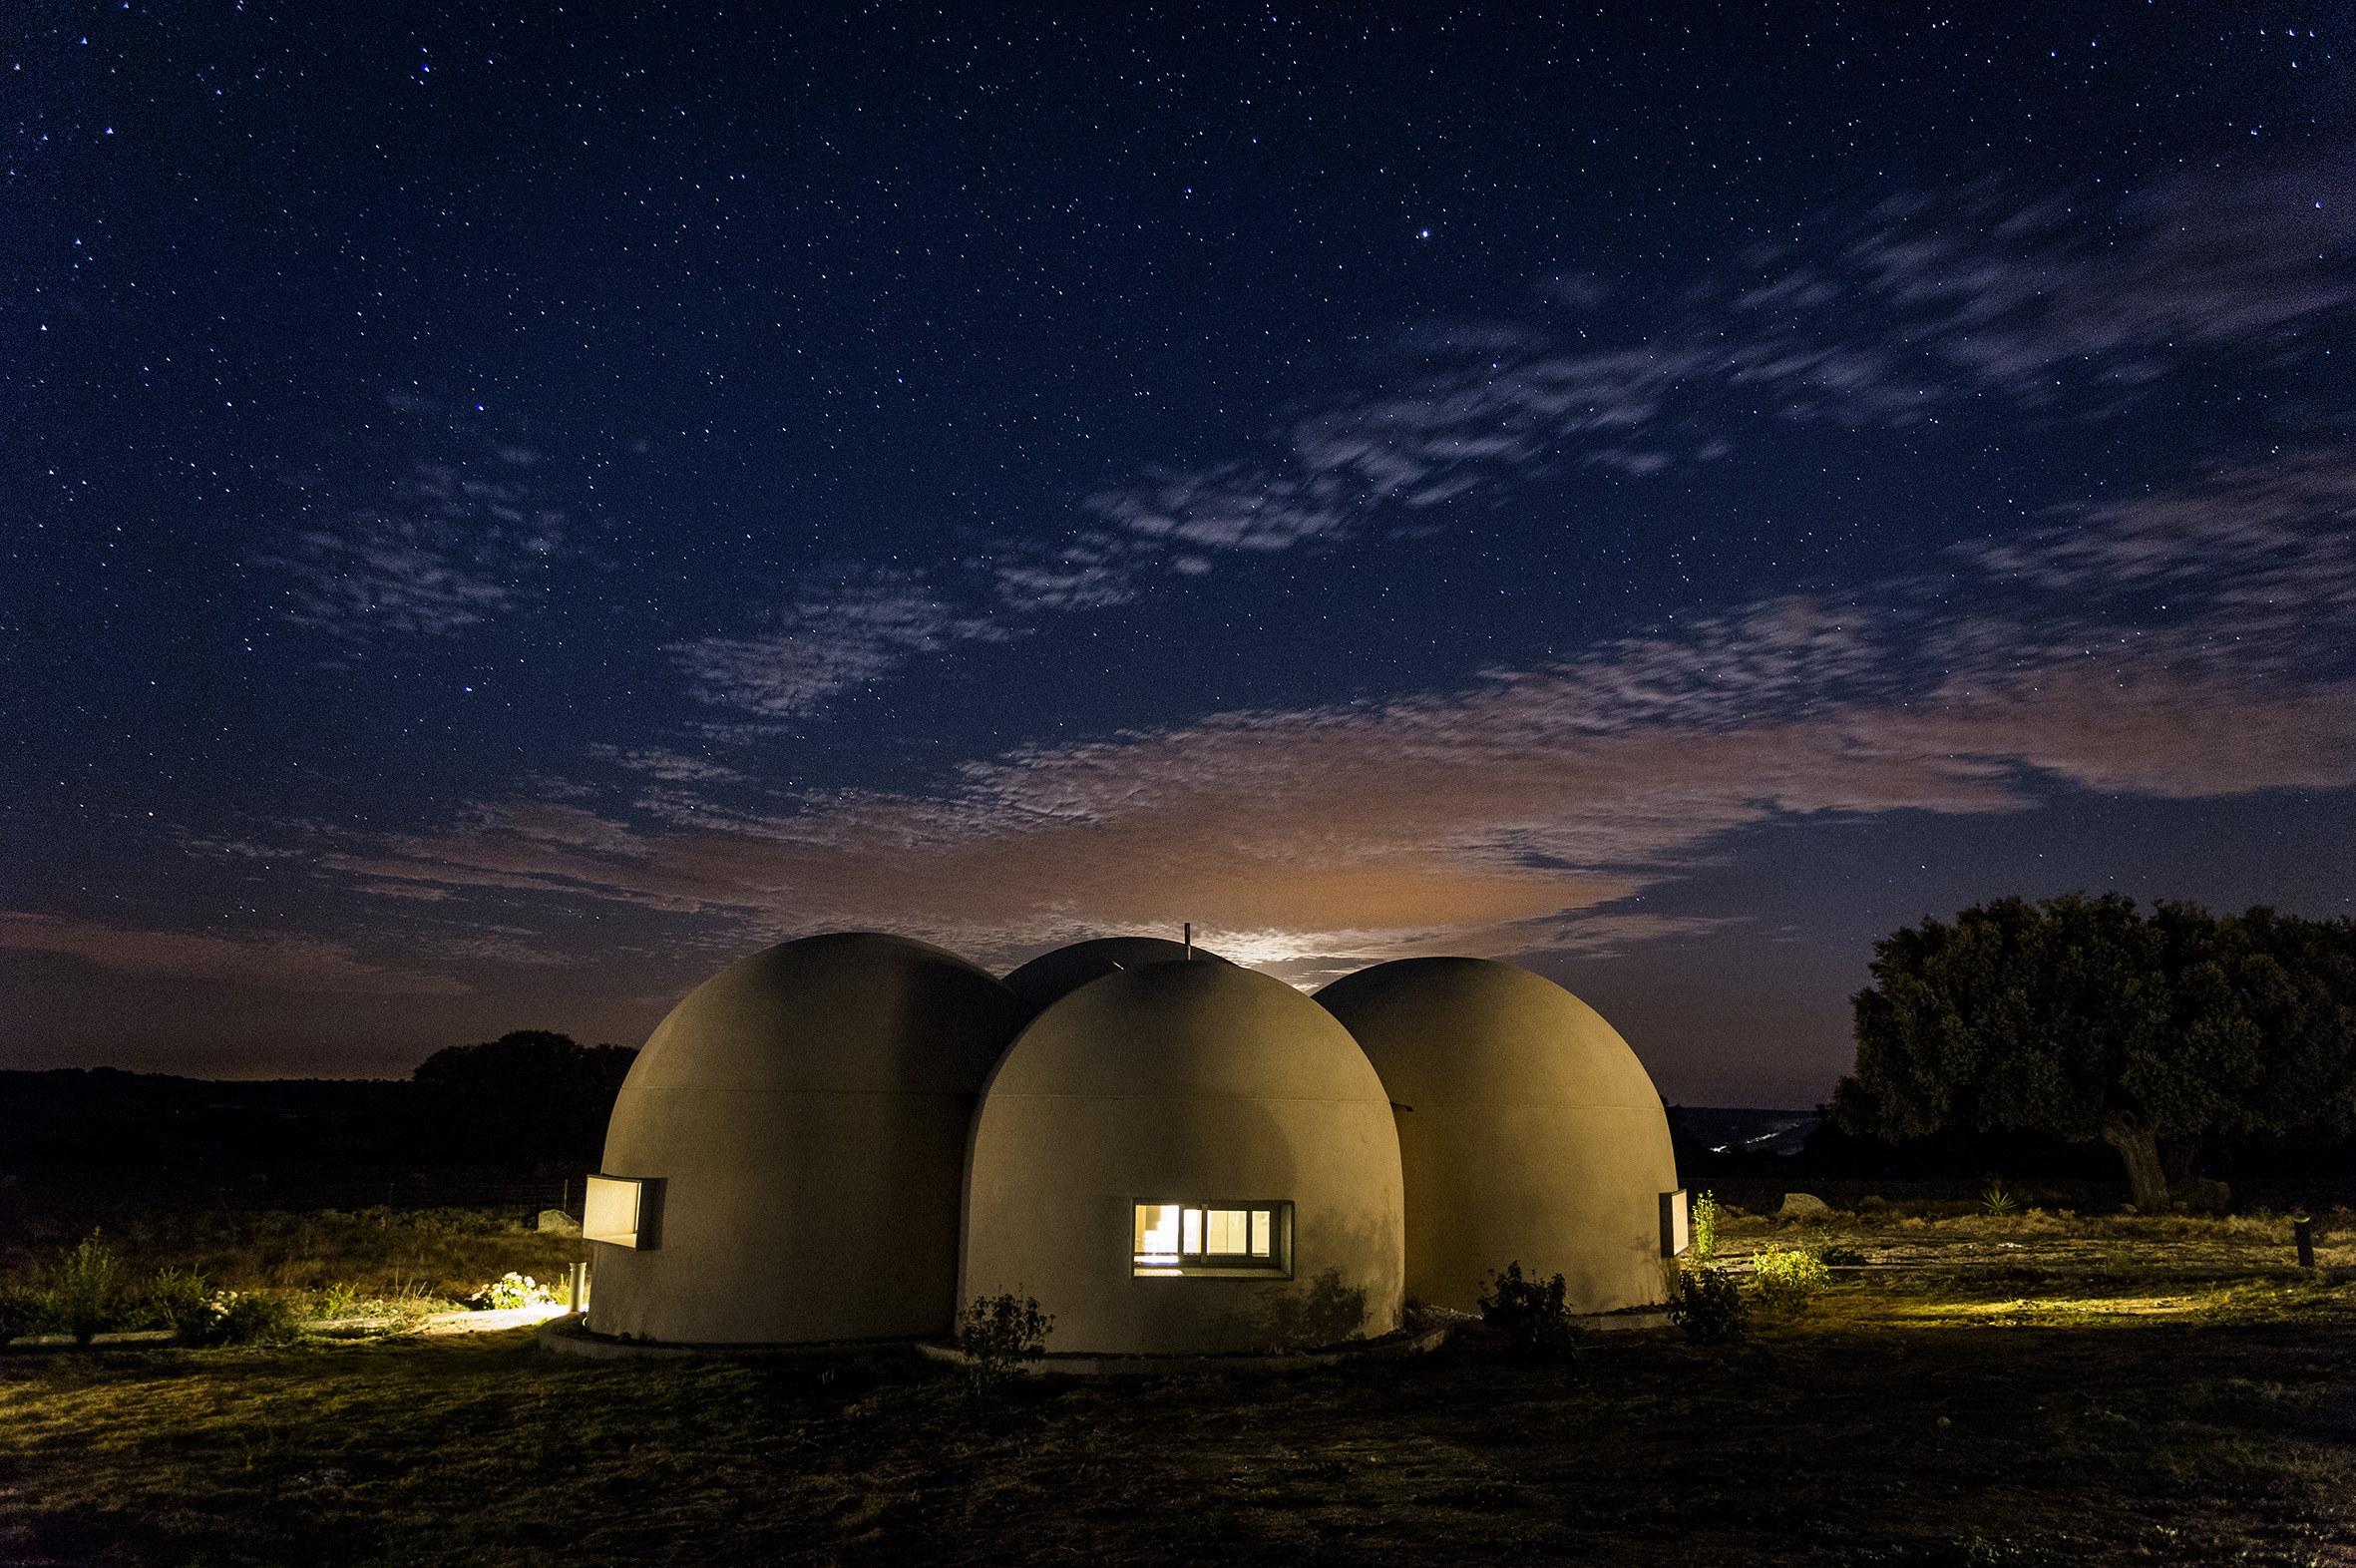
<box><xmin>666</xmin><ymin>573</ymin><xmax>1017</xmax><ymax>719</ymax></box>
<box><xmin>0</xmin><ymin>912</ymin><xmax>471</xmax><ymax>994</ymax></box>
<box><xmin>339</xmin><ymin>449</ymin><xmax>2356</xmax><ymax>972</ymax></box>
<box><xmin>1953</xmin><ymin>449</ymin><xmax>2356</xmax><ymax>657</ymax></box>
<box><xmin>263</xmin><ymin>399</ymin><xmax>565</xmax><ymax>644</ymax></box>
<box><xmin>1062</xmin><ymin>152</ymin><xmax>2353</xmax><ymax>594</ymax></box>
<box><xmin>587</xmin><ymin>746</ymin><xmax>751</xmax><ymax>785</ymax></box>
<box><xmin>641</xmin><ymin>154</ymin><xmax>2349</xmax><ymax>724</ymax></box>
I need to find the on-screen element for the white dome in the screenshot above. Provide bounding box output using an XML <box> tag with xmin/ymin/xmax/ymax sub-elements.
<box><xmin>962</xmin><ymin>961</ymin><xmax>1404</xmax><ymax>1356</ymax></box>
<box><xmin>591</xmin><ymin>933</ymin><xmax>1029</xmax><ymax>1344</ymax></box>
<box><xmin>1317</xmin><ymin>957</ymin><xmax>1676</xmax><ymax>1315</ymax></box>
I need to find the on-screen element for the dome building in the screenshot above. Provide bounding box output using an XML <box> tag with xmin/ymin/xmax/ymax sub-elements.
<box><xmin>1314</xmin><ymin>957</ymin><xmax>1678</xmax><ymax>1316</ymax></box>
<box><xmin>580</xmin><ymin>931</ymin><xmax>1684</xmax><ymax>1356</ymax></box>
<box><xmin>960</xmin><ymin>961</ymin><xmax>1405</xmax><ymax>1356</ymax></box>
<box><xmin>586</xmin><ymin>933</ymin><xmax>1032</xmax><ymax>1345</ymax></box>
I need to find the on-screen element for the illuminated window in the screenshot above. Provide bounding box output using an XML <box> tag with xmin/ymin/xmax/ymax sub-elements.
<box><xmin>1131</xmin><ymin>1200</ymin><xmax>1292</xmax><ymax>1278</ymax></box>
<box><xmin>1133</xmin><ymin>1203</ymin><xmax>1182</xmax><ymax>1264</ymax></box>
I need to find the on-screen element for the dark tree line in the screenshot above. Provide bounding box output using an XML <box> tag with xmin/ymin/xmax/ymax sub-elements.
<box><xmin>400</xmin><ymin>1030</ymin><xmax>638</xmax><ymax>1165</ymax></box>
<box><xmin>1832</xmin><ymin>895</ymin><xmax>2356</xmax><ymax>1210</ymax></box>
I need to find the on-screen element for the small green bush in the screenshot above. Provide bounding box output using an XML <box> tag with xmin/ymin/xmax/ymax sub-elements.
<box><xmin>314</xmin><ymin>1282</ymin><xmax>360</xmax><ymax>1320</ymax></box>
<box><xmin>203</xmin><ymin>1291</ymin><xmax>302</xmax><ymax>1346</ymax></box>
<box><xmin>1981</xmin><ymin>1183</ymin><xmax>2018</xmax><ymax>1217</ymax></box>
<box><xmin>956</xmin><ymin>1290</ymin><xmax>1053</xmax><ymax>1392</ymax></box>
<box><xmin>1752</xmin><ymin>1243</ymin><xmax>1832</xmax><ymax>1315</ymax></box>
<box><xmin>1478</xmin><ymin>1262</ymin><xmax>1581</xmax><ymax>1364</ymax></box>
<box><xmin>0</xmin><ymin>1287</ymin><xmax>61</xmax><ymax>1342</ymax></box>
<box><xmin>56</xmin><ymin>1231</ymin><xmax>124</xmax><ymax>1343</ymax></box>
<box><xmin>1690</xmin><ymin>1191</ymin><xmax>1721</xmax><ymax>1265</ymax></box>
<box><xmin>120</xmin><ymin>1268</ymin><xmax>211</xmax><ymax>1339</ymax></box>
<box><xmin>1668</xmin><ymin>1265</ymin><xmax>1748</xmax><ymax>1344</ymax></box>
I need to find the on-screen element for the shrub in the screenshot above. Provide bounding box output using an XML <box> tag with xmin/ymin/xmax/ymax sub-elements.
<box><xmin>55</xmin><ymin>1231</ymin><xmax>124</xmax><ymax>1343</ymax></box>
<box><xmin>121</xmin><ymin>1268</ymin><xmax>211</xmax><ymax>1339</ymax></box>
<box><xmin>314</xmin><ymin>1282</ymin><xmax>360</xmax><ymax>1320</ymax></box>
<box><xmin>1752</xmin><ymin>1243</ymin><xmax>1832</xmax><ymax>1315</ymax></box>
<box><xmin>1668</xmin><ymin>1265</ymin><xmax>1748</xmax><ymax>1344</ymax></box>
<box><xmin>1477</xmin><ymin>1262</ymin><xmax>1581</xmax><ymax>1364</ymax></box>
<box><xmin>468</xmin><ymin>1273</ymin><xmax>551</xmax><ymax>1311</ymax></box>
<box><xmin>0</xmin><ymin>1288</ymin><xmax>61</xmax><ymax>1342</ymax></box>
<box><xmin>1690</xmin><ymin>1191</ymin><xmax>1721</xmax><ymax>1265</ymax></box>
<box><xmin>956</xmin><ymin>1291</ymin><xmax>1053</xmax><ymax>1392</ymax></box>
<box><xmin>203</xmin><ymin>1291</ymin><xmax>302</xmax><ymax>1346</ymax></box>
<box><xmin>1981</xmin><ymin>1183</ymin><xmax>2018</xmax><ymax>1217</ymax></box>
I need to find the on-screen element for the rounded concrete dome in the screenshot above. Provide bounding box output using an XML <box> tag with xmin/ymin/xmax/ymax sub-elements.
<box><xmin>962</xmin><ymin>962</ymin><xmax>1404</xmax><ymax>1356</ymax></box>
<box><xmin>590</xmin><ymin>932</ymin><xmax>1031</xmax><ymax>1345</ymax></box>
<box><xmin>1001</xmin><ymin>936</ymin><xmax>1231</xmax><ymax>1011</ymax></box>
<box><xmin>1315</xmin><ymin>958</ymin><xmax>1676</xmax><ymax>1316</ymax></box>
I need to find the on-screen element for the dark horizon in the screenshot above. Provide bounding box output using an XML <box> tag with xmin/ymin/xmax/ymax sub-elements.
<box><xmin>7</xmin><ymin>7</ymin><xmax>2351</xmax><ymax>1107</ymax></box>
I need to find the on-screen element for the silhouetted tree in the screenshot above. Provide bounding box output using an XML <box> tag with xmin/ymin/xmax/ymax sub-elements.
<box><xmin>1831</xmin><ymin>895</ymin><xmax>2356</xmax><ymax>1210</ymax></box>
<box><xmin>405</xmin><ymin>1030</ymin><xmax>636</xmax><ymax>1164</ymax></box>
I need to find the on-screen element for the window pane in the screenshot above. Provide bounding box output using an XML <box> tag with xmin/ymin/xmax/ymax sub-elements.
<box><xmin>1251</xmin><ymin>1210</ymin><xmax>1272</xmax><ymax>1257</ymax></box>
<box><xmin>1181</xmin><ymin>1207</ymin><xmax>1202</xmax><ymax>1255</ymax></box>
<box><xmin>1133</xmin><ymin>1203</ymin><xmax>1182</xmax><ymax>1262</ymax></box>
<box><xmin>1204</xmin><ymin>1208</ymin><xmax>1250</xmax><ymax>1255</ymax></box>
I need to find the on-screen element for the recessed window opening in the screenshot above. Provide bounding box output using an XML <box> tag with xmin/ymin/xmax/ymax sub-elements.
<box><xmin>1132</xmin><ymin>1200</ymin><xmax>1292</xmax><ymax>1278</ymax></box>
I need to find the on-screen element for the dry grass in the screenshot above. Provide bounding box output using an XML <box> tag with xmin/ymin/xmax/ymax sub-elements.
<box><xmin>1</xmin><ymin>1208</ymin><xmax>590</xmax><ymax>1315</ymax></box>
<box><xmin>2</xmin><ymin>1210</ymin><xmax>2353</xmax><ymax>1566</ymax></box>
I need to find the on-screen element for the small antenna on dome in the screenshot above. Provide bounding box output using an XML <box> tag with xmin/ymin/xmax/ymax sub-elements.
<box><xmin>1183</xmin><ymin>922</ymin><xmax>1192</xmax><ymax>961</ymax></box>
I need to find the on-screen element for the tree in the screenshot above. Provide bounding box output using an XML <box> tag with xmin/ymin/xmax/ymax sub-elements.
<box><xmin>405</xmin><ymin>1030</ymin><xmax>637</xmax><ymax>1164</ymax></box>
<box><xmin>1831</xmin><ymin>895</ymin><xmax>2356</xmax><ymax>1211</ymax></box>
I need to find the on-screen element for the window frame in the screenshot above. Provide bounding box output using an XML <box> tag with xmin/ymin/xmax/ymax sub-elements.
<box><xmin>584</xmin><ymin>1173</ymin><xmax>661</xmax><ymax>1249</ymax></box>
<box><xmin>1131</xmin><ymin>1198</ymin><xmax>1294</xmax><ymax>1279</ymax></box>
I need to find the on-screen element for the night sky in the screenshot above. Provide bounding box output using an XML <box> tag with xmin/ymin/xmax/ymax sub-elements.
<box><xmin>8</xmin><ymin>5</ymin><xmax>2352</xmax><ymax>1104</ymax></box>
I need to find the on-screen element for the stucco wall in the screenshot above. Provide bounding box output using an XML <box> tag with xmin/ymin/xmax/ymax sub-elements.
<box><xmin>590</xmin><ymin>932</ymin><xmax>1031</xmax><ymax>1345</ymax></box>
<box><xmin>961</xmin><ymin>962</ymin><xmax>1405</xmax><ymax>1356</ymax></box>
<box><xmin>1316</xmin><ymin>957</ymin><xmax>1677</xmax><ymax>1315</ymax></box>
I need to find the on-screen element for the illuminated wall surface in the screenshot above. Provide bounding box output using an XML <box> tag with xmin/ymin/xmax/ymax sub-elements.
<box><xmin>1317</xmin><ymin>957</ymin><xmax>1679</xmax><ymax>1316</ymax></box>
<box><xmin>591</xmin><ymin>932</ymin><xmax>1676</xmax><ymax>1350</ymax></box>
<box><xmin>962</xmin><ymin>961</ymin><xmax>1405</xmax><ymax>1355</ymax></box>
<box><xmin>589</xmin><ymin>933</ymin><xmax>1030</xmax><ymax>1345</ymax></box>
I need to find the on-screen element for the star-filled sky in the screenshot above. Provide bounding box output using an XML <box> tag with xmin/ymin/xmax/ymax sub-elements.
<box><xmin>7</xmin><ymin>5</ymin><xmax>2352</xmax><ymax>1102</ymax></box>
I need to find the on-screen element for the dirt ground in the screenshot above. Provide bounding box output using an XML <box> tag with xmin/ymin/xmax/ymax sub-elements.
<box><xmin>3</xmin><ymin>1198</ymin><xmax>2354</xmax><ymax>1567</ymax></box>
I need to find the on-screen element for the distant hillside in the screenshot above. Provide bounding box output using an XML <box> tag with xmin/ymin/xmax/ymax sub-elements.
<box><xmin>0</xmin><ymin>1068</ymin><xmax>404</xmax><ymax>1165</ymax></box>
<box><xmin>0</xmin><ymin>1036</ymin><xmax>632</xmax><ymax>1168</ymax></box>
<box><xmin>1673</xmin><ymin>1107</ymin><xmax>1821</xmax><ymax>1159</ymax></box>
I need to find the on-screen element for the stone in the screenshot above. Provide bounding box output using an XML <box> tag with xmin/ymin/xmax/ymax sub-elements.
<box><xmin>536</xmin><ymin>1209</ymin><xmax>582</xmax><ymax>1235</ymax></box>
<box><xmin>2174</xmin><ymin>1176</ymin><xmax>2231</xmax><ymax>1214</ymax></box>
<box><xmin>1778</xmin><ymin>1192</ymin><xmax>1831</xmax><ymax>1218</ymax></box>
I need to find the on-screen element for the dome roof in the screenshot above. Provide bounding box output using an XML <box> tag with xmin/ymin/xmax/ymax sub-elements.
<box><xmin>1314</xmin><ymin>956</ymin><xmax>1660</xmax><ymax>1111</ymax></box>
<box><xmin>988</xmin><ymin>959</ymin><xmax>1373</xmax><ymax>1102</ymax></box>
<box><xmin>1000</xmin><ymin>936</ymin><xmax>1231</xmax><ymax>1011</ymax></box>
<box><xmin>628</xmin><ymin>930</ymin><xmax>1029</xmax><ymax>1097</ymax></box>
